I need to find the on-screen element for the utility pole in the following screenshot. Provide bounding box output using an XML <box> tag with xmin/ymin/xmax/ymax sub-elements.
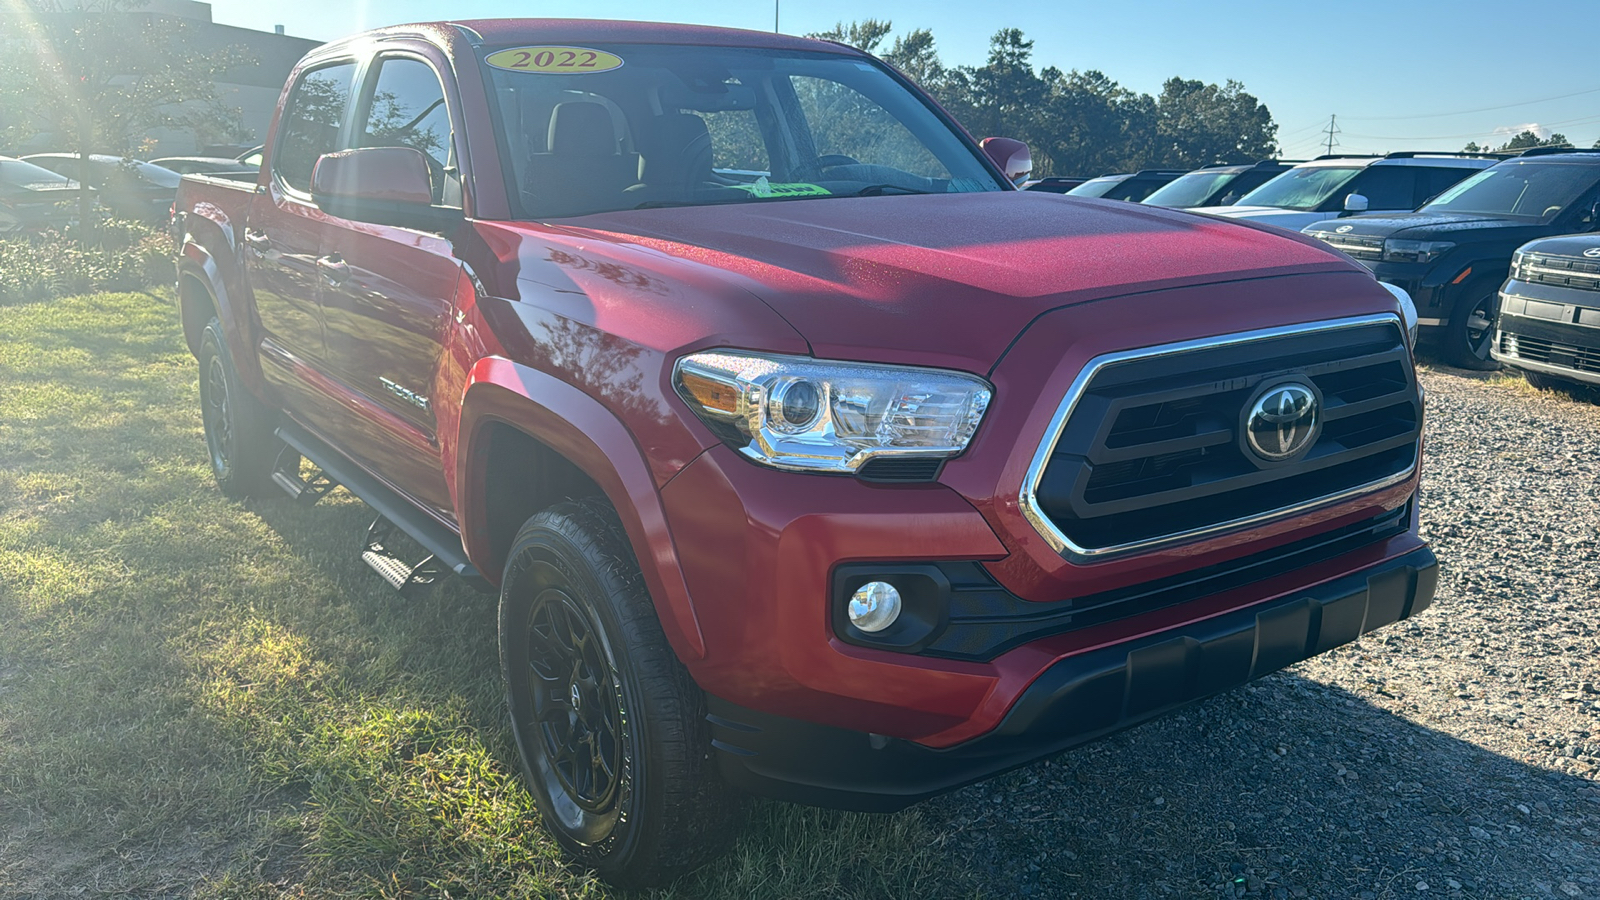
<box><xmin>774</xmin><ymin>0</ymin><xmax>779</xmax><ymax>33</ymax></box>
<box><xmin>1322</xmin><ymin>114</ymin><xmax>1341</xmax><ymax>156</ymax></box>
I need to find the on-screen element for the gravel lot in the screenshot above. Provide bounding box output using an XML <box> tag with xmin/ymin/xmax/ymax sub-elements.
<box><xmin>922</xmin><ymin>365</ymin><xmax>1600</xmax><ymax>900</ymax></box>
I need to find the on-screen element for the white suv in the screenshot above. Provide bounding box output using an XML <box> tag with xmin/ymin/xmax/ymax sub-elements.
<box><xmin>1191</xmin><ymin>153</ymin><xmax>1500</xmax><ymax>232</ymax></box>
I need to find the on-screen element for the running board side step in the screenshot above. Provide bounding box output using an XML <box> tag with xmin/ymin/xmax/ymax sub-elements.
<box><xmin>274</xmin><ymin>420</ymin><xmax>491</xmax><ymax>594</ymax></box>
<box><xmin>270</xmin><ymin>444</ymin><xmax>337</xmax><ymax>504</ymax></box>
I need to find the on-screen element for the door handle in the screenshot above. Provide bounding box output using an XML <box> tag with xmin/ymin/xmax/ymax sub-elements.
<box><xmin>242</xmin><ymin>229</ymin><xmax>271</xmax><ymax>253</ymax></box>
<box><xmin>317</xmin><ymin>253</ymin><xmax>351</xmax><ymax>286</ymax></box>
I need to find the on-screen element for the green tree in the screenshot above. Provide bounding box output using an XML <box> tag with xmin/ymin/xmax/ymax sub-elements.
<box><xmin>808</xmin><ymin>19</ymin><xmax>894</xmax><ymax>54</ymax></box>
<box><xmin>0</xmin><ymin>0</ymin><xmax>253</xmax><ymax>157</ymax></box>
<box><xmin>1150</xmin><ymin>78</ymin><xmax>1277</xmax><ymax>167</ymax></box>
<box><xmin>1467</xmin><ymin>130</ymin><xmax>1572</xmax><ymax>153</ymax></box>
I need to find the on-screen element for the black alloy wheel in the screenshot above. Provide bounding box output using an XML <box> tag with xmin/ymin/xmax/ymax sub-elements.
<box><xmin>1445</xmin><ymin>285</ymin><xmax>1502</xmax><ymax>370</ymax></box>
<box><xmin>524</xmin><ymin>587</ymin><xmax>624</xmax><ymax>836</ymax></box>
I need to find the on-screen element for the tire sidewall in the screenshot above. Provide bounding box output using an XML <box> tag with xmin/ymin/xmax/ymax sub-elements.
<box><xmin>1445</xmin><ymin>281</ymin><xmax>1502</xmax><ymax>370</ymax></box>
<box><xmin>198</xmin><ymin>320</ymin><xmax>240</xmax><ymax>489</ymax></box>
<box><xmin>499</xmin><ymin>518</ymin><xmax>649</xmax><ymax>867</ymax></box>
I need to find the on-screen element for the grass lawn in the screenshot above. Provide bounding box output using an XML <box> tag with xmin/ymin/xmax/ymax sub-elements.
<box><xmin>0</xmin><ymin>289</ymin><xmax>986</xmax><ymax>899</ymax></box>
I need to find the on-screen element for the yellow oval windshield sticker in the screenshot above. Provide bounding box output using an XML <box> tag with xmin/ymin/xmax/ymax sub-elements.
<box><xmin>485</xmin><ymin>46</ymin><xmax>624</xmax><ymax>74</ymax></box>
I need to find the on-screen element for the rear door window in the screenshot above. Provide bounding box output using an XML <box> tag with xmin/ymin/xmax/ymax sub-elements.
<box><xmin>274</xmin><ymin>62</ymin><xmax>358</xmax><ymax>193</ymax></box>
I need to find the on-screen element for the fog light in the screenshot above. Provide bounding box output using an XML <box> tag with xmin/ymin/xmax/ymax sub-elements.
<box><xmin>848</xmin><ymin>581</ymin><xmax>902</xmax><ymax>632</ymax></box>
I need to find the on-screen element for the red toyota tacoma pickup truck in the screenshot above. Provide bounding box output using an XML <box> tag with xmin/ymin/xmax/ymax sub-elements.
<box><xmin>173</xmin><ymin>19</ymin><xmax>1438</xmax><ymax>886</ymax></box>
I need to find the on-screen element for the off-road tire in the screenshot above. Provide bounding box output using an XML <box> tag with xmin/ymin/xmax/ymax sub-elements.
<box><xmin>197</xmin><ymin>317</ymin><xmax>280</xmax><ymax>498</ymax></box>
<box><xmin>499</xmin><ymin>498</ymin><xmax>742</xmax><ymax>888</ymax></box>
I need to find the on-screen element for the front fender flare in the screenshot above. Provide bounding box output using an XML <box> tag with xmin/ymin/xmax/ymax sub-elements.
<box><xmin>457</xmin><ymin>356</ymin><xmax>707</xmax><ymax>660</ymax></box>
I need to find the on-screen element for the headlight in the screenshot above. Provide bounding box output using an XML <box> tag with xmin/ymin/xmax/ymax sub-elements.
<box><xmin>1509</xmin><ymin>250</ymin><xmax>1529</xmax><ymax>281</ymax></box>
<box><xmin>674</xmin><ymin>351</ymin><xmax>993</xmax><ymax>473</ymax></box>
<box><xmin>1382</xmin><ymin>239</ymin><xmax>1455</xmax><ymax>264</ymax></box>
<box><xmin>1378</xmin><ymin>281</ymin><xmax>1419</xmax><ymax>348</ymax></box>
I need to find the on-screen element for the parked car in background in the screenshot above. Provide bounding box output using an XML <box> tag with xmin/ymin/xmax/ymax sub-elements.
<box><xmin>1141</xmin><ymin>159</ymin><xmax>1298</xmax><ymax>209</ymax></box>
<box><xmin>1494</xmin><ymin>233</ymin><xmax>1600</xmax><ymax>390</ymax></box>
<box><xmin>1023</xmin><ymin>175</ymin><xmax>1091</xmax><ymax>193</ymax></box>
<box><xmin>1065</xmin><ymin>169</ymin><xmax>1186</xmax><ymax>202</ymax></box>
<box><xmin>1303</xmin><ymin>149</ymin><xmax>1600</xmax><ymax>368</ymax></box>
<box><xmin>151</xmin><ymin>156</ymin><xmax>260</xmax><ymax>175</ymax></box>
<box><xmin>0</xmin><ymin>156</ymin><xmax>89</xmax><ymax>234</ymax></box>
<box><xmin>1196</xmin><ymin>153</ymin><xmax>1500</xmax><ymax>233</ymax></box>
<box><xmin>21</xmin><ymin>153</ymin><xmax>180</xmax><ymax>223</ymax></box>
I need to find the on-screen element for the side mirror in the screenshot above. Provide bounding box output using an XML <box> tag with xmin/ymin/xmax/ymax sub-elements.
<box><xmin>311</xmin><ymin>147</ymin><xmax>461</xmax><ymax>235</ymax></box>
<box><xmin>980</xmin><ymin>137</ymin><xmax>1032</xmax><ymax>187</ymax></box>
<box><xmin>1343</xmin><ymin>192</ymin><xmax>1370</xmax><ymax>213</ymax></box>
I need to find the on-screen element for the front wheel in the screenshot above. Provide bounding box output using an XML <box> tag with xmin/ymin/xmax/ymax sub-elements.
<box><xmin>498</xmin><ymin>499</ymin><xmax>742</xmax><ymax>887</ymax></box>
<box><xmin>1443</xmin><ymin>286</ymin><xmax>1501</xmax><ymax>370</ymax></box>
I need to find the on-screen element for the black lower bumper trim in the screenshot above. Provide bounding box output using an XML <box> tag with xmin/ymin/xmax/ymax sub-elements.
<box><xmin>707</xmin><ymin>545</ymin><xmax>1438</xmax><ymax>812</ymax></box>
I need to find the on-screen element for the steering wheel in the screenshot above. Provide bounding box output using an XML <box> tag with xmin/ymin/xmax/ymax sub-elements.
<box><xmin>817</xmin><ymin>154</ymin><xmax>861</xmax><ymax>169</ymax></box>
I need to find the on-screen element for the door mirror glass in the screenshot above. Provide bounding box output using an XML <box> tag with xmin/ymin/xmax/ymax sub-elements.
<box><xmin>311</xmin><ymin>147</ymin><xmax>461</xmax><ymax>234</ymax></box>
<box><xmin>1343</xmin><ymin>192</ymin><xmax>1370</xmax><ymax>212</ymax></box>
<box><xmin>980</xmin><ymin>137</ymin><xmax>1031</xmax><ymax>187</ymax></box>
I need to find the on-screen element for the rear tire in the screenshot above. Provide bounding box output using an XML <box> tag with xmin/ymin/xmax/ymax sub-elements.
<box><xmin>498</xmin><ymin>499</ymin><xmax>742</xmax><ymax>888</ymax></box>
<box><xmin>197</xmin><ymin>317</ymin><xmax>280</xmax><ymax>498</ymax></box>
<box><xmin>1443</xmin><ymin>284</ymin><xmax>1501</xmax><ymax>370</ymax></box>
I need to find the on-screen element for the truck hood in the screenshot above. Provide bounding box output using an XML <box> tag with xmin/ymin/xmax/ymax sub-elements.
<box><xmin>1301</xmin><ymin>211</ymin><xmax>1540</xmax><ymax>240</ymax></box>
<box><xmin>1189</xmin><ymin>205</ymin><xmax>1354</xmax><ymax>233</ymax></box>
<box><xmin>1517</xmin><ymin>233</ymin><xmax>1600</xmax><ymax>259</ymax></box>
<box><xmin>494</xmin><ymin>191</ymin><xmax>1361</xmax><ymax>372</ymax></box>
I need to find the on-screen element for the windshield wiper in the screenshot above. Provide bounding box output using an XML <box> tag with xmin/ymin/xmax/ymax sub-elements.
<box><xmin>853</xmin><ymin>184</ymin><xmax>930</xmax><ymax>196</ymax></box>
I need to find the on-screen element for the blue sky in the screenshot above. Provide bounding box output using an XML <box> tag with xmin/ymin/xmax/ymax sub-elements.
<box><xmin>209</xmin><ymin>0</ymin><xmax>1600</xmax><ymax>158</ymax></box>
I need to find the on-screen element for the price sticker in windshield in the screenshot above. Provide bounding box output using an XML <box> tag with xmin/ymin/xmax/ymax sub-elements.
<box><xmin>485</xmin><ymin>46</ymin><xmax>624</xmax><ymax>74</ymax></box>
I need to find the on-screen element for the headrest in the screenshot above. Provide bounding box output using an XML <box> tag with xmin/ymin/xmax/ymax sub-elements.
<box><xmin>548</xmin><ymin>102</ymin><xmax>616</xmax><ymax>156</ymax></box>
<box><xmin>636</xmin><ymin>113</ymin><xmax>713</xmax><ymax>185</ymax></box>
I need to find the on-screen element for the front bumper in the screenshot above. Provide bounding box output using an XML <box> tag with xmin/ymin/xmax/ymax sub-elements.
<box><xmin>1494</xmin><ymin>282</ymin><xmax>1600</xmax><ymax>385</ymax></box>
<box><xmin>707</xmin><ymin>545</ymin><xmax>1437</xmax><ymax>812</ymax></box>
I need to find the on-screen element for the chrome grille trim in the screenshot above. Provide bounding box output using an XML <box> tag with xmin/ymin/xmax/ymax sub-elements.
<box><xmin>1019</xmin><ymin>313</ymin><xmax>1418</xmax><ymax>563</ymax></box>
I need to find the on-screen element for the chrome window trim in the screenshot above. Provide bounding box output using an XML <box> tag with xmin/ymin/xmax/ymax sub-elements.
<box><xmin>1019</xmin><ymin>312</ymin><xmax>1417</xmax><ymax>563</ymax></box>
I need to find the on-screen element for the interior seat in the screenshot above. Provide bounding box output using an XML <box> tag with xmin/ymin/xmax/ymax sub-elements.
<box><xmin>523</xmin><ymin>101</ymin><xmax>636</xmax><ymax>217</ymax></box>
<box><xmin>625</xmin><ymin>113</ymin><xmax>716</xmax><ymax>203</ymax></box>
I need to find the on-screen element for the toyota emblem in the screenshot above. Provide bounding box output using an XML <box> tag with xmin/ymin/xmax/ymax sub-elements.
<box><xmin>1244</xmin><ymin>382</ymin><xmax>1321</xmax><ymax>462</ymax></box>
<box><xmin>1335</xmin><ymin>225</ymin><xmax>1354</xmax><ymax>234</ymax></box>
<box><xmin>1584</xmin><ymin>247</ymin><xmax>1600</xmax><ymax>259</ymax></box>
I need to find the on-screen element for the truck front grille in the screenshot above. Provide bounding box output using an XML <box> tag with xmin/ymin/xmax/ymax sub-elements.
<box><xmin>1499</xmin><ymin>331</ymin><xmax>1600</xmax><ymax>374</ymax></box>
<box><xmin>1022</xmin><ymin>316</ymin><xmax>1421</xmax><ymax>560</ymax></box>
<box><xmin>1519</xmin><ymin>254</ymin><xmax>1600</xmax><ymax>292</ymax></box>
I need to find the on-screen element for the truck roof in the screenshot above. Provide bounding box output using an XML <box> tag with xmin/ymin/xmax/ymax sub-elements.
<box><xmin>443</xmin><ymin>18</ymin><xmax>862</xmax><ymax>54</ymax></box>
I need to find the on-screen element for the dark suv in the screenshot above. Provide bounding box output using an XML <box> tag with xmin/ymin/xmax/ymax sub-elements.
<box><xmin>1303</xmin><ymin>149</ymin><xmax>1600</xmax><ymax>368</ymax></box>
<box><xmin>1141</xmin><ymin>159</ymin><xmax>1297</xmax><ymax>209</ymax></box>
<box><xmin>1494</xmin><ymin>233</ymin><xmax>1600</xmax><ymax>390</ymax></box>
<box><xmin>1066</xmin><ymin>169</ymin><xmax>1186</xmax><ymax>202</ymax></box>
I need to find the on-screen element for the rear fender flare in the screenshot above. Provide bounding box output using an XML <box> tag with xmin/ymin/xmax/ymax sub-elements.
<box><xmin>177</xmin><ymin>230</ymin><xmax>266</xmax><ymax>394</ymax></box>
<box><xmin>457</xmin><ymin>356</ymin><xmax>708</xmax><ymax>660</ymax></box>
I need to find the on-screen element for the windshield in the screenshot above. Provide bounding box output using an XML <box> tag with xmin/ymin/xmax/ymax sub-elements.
<box><xmin>1065</xmin><ymin>176</ymin><xmax>1127</xmax><ymax>198</ymax></box>
<box><xmin>1235</xmin><ymin>166</ymin><xmax>1362</xmax><ymax>211</ymax></box>
<box><xmin>1142</xmin><ymin>171</ymin><xmax>1238</xmax><ymax>208</ymax></box>
<box><xmin>481</xmin><ymin>43</ymin><xmax>1003</xmax><ymax>219</ymax></box>
<box><xmin>1421</xmin><ymin>162</ymin><xmax>1600</xmax><ymax>222</ymax></box>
